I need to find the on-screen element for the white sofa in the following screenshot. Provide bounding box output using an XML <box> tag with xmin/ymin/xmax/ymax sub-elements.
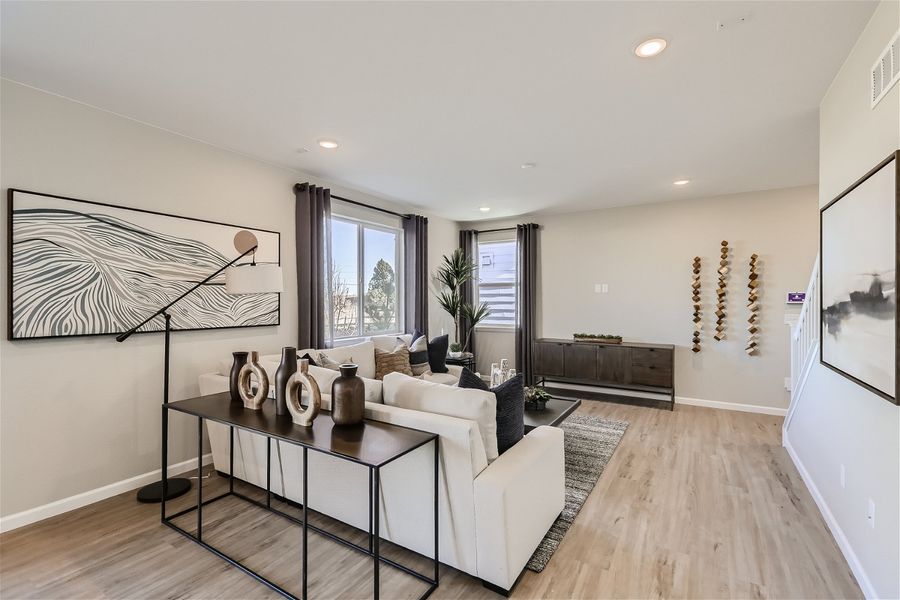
<box><xmin>198</xmin><ymin>336</ymin><xmax>566</xmax><ymax>593</ymax></box>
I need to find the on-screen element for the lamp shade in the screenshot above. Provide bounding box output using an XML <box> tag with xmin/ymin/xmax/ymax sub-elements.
<box><xmin>225</xmin><ymin>264</ymin><xmax>284</xmax><ymax>294</ymax></box>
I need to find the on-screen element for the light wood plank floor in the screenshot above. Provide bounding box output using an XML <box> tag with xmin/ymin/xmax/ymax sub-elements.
<box><xmin>0</xmin><ymin>401</ymin><xmax>861</xmax><ymax>599</ymax></box>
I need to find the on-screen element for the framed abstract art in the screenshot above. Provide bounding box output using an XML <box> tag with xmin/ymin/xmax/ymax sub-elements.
<box><xmin>8</xmin><ymin>189</ymin><xmax>280</xmax><ymax>340</ymax></box>
<box><xmin>820</xmin><ymin>151</ymin><xmax>899</xmax><ymax>404</ymax></box>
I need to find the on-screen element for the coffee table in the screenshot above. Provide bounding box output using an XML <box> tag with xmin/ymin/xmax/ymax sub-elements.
<box><xmin>523</xmin><ymin>397</ymin><xmax>581</xmax><ymax>433</ymax></box>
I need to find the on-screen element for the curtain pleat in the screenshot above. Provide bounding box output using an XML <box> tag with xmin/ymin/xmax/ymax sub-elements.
<box><xmin>294</xmin><ymin>182</ymin><xmax>331</xmax><ymax>349</ymax></box>
<box><xmin>458</xmin><ymin>229</ymin><xmax>478</xmax><ymax>353</ymax></box>
<box><xmin>516</xmin><ymin>223</ymin><xmax>539</xmax><ymax>385</ymax></box>
<box><xmin>403</xmin><ymin>215</ymin><xmax>429</xmax><ymax>334</ymax></box>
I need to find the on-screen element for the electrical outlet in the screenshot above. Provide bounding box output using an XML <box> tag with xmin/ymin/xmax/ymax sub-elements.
<box><xmin>784</xmin><ymin>377</ymin><xmax>791</xmax><ymax>391</ymax></box>
<box><xmin>867</xmin><ymin>499</ymin><xmax>875</xmax><ymax>529</ymax></box>
<box><xmin>840</xmin><ymin>464</ymin><xmax>846</xmax><ymax>489</ymax></box>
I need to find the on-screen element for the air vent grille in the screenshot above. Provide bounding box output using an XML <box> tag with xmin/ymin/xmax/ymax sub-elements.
<box><xmin>872</xmin><ymin>30</ymin><xmax>900</xmax><ymax>108</ymax></box>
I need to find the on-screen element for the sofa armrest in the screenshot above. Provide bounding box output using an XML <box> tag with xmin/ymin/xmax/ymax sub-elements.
<box><xmin>445</xmin><ymin>364</ymin><xmax>463</xmax><ymax>378</ymax></box>
<box><xmin>473</xmin><ymin>426</ymin><xmax>565</xmax><ymax>591</ymax></box>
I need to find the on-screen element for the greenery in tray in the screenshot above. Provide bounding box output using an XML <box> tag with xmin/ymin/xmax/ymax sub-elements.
<box><xmin>525</xmin><ymin>386</ymin><xmax>552</xmax><ymax>403</ymax></box>
<box><xmin>573</xmin><ymin>333</ymin><xmax>622</xmax><ymax>340</ymax></box>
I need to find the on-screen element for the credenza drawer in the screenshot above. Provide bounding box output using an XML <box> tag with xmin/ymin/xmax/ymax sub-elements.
<box><xmin>631</xmin><ymin>364</ymin><xmax>672</xmax><ymax>388</ymax></box>
<box><xmin>632</xmin><ymin>347</ymin><xmax>673</xmax><ymax>368</ymax></box>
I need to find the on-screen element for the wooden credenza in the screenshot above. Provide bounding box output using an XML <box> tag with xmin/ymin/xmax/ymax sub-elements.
<box><xmin>533</xmin><ymin>338</ymin><xmax>675</xmax><ymax>408</ymax></box>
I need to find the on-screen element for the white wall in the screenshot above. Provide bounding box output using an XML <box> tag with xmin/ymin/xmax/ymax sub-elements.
<box><xmin>464</xmin><ymin>185</ymin><xmax>819</xmax><ymax>412</ymax></box>
<box><xmin>785</xmin><ymin>3</ymin><xmax>900</xmax><ymax>598</ymax></box>
<box><xmin>0</xmin><ymin>80</ymin><xmax>457</xmax><ymax>520</ymax></box>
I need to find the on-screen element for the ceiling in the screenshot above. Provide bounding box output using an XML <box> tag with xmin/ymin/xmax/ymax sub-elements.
<box><xmin>1</xmin><ymin>1</ymin><xmax>876</xmax><ymax>221</ymax></box>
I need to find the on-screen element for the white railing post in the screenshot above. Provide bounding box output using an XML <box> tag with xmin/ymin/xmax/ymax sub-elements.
<box><xmin>785</xmin><ymin>256</ymin><xmax>820</xmax><ymax>435</ymax></box>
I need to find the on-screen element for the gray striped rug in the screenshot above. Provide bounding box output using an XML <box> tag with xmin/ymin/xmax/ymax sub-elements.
<box><xmin>526</xmin><ymin>413</ymin><xmax>629</xmax><ymax>572</ymax></box>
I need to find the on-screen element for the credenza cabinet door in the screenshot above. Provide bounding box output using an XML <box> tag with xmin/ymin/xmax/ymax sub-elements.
<box><xmin>563</xmin><ymin>344</ymin><xmax>597</xmax><ymax>380</ymax></box>
<box><xmin>631</xmin><ymin>348</ymin><xmax>674</xmax><ymax>387</ymax></box>
<box><xmin>534</xmin><ymin>341</ymin><xmax>565</xmax><ymax>377</ymax></box>
<box><xmin>596</xmin><ymin>346</ymin><xmax>632</xmax><ymax>384</ymax></box>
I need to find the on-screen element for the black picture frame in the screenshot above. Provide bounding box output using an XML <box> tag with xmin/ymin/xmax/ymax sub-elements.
<box><xmin>7</xmin><ymin>188</ymin><xmax>281</xmax><ymax>341</ymax></box>
<box><xmin>819</xmin><ymin>151</ymin><xmax>899</xmax><ymax>405</ymax></box>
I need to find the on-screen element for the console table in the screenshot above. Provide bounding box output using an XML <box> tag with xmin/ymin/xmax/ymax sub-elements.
<box><xmin>162</xmin><ymin>392</ymin><xmax>439</xmax><ymax>600</ymax></box>
<box><xmin>533</xmin><ymin>338</ymin><xmax>675</xmax><ymax>409</ymax></box>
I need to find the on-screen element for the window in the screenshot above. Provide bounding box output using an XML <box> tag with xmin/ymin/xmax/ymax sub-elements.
<box><xmin>476</xmin><ymin>238</ymin><xmax>517</xmax><ymax>327</ymax></box>
<box><xmin>329</xmin><ymin>216</ymin><xmax>403</xmax><ymax>340</ymax></box>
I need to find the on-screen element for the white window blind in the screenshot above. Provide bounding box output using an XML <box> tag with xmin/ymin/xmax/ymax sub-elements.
<box><xmin>477</xmin><ymin>239</ymin><xmax>516</xmax><ymax>327</ymax></box>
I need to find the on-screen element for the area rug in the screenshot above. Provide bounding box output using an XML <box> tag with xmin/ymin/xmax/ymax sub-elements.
<box><xmin>525</xmin><ymin>413</ymin><xmax>629</xmax><ymax>572</ymax></box>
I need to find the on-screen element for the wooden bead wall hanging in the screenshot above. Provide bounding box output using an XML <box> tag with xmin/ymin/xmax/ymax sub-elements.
<box><xmin>691</xmin><ymin>257</ymin><xmax>702</xmax><ymax>352</ymax></box>
<box><xmin>714</xmin><ymin>241</ymin><xmax>729</xmax><ymax>341</ymax></box>
<box><xmin>746</xmin><ymin>253</ymin><xmax>759</xmax><ymax>355</ymax></box>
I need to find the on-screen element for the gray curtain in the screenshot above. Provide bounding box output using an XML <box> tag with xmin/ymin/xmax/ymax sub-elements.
<box><xmin>516</xmin><ymin>223</ymin><xmax>539</xmax><ymax>385</ymax></box>
<box><xmin>458</xmin><ymin>229</ymin><xmax>478</xmax><ymax>353</ymax></box>
<box><xmin>294</xmin><ymin>182</ymin><xmax>331</xmax><ymax>349</ymax></box>
<box><xmin>403</xmin><ymin>214</ymin><xmax>429</xmax><ymax>334</ymax></box>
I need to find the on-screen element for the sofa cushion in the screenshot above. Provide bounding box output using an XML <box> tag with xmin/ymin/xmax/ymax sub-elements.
<box><xmin>427</xmin><ymin>334</ymin><xmax>449</xmax><ymax>373</ymax></box>
<box><xmin>370</xmin><ymin>333</ymin><xmax>412</xmax><ymax>353</ymax></box>
<box><xmin>374</xmin><ymin>346</ymin><xmax>413</xmax><ymax>379</ymax></box>
<box><xmin>458</xmin><ymin>368</ymin><xmax>524</xmax><ymax>454</ymax></box>
<box><xmin>383</xmin><ymin>372</ymin><xmax>498</xmax><ymax>461</ymax></box>
<box><xmin>405</xmin><ymin>334</ymin><xmax>431</xmax><ymax>376</ymax></box>
<box><xmin>317</xmin><ymin>340</ymin><xmax>376</xmax><ymax>379</ymax></box>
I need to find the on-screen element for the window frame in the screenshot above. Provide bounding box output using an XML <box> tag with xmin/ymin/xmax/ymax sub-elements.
<box><xmin>474</xmin><ymin>234</ymin><xmax>517</xmax><ymax>331</ymax></box>
<box><xmin>329</xmin><ymin>214</ymin><xmax>404</xmax><ymax>343</ymax></box>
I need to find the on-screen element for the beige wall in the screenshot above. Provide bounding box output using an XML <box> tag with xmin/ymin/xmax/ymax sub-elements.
<box><xmin>0</xmin><ymin>80</ymin><xmax>456</xmax><ymax>518</ymax></box>
<box><xmin>787</xmin><ymin>2</ymin><xmax>900</xmax><ymax>597</ymax></box>
<box><xmin>466</xmin><ymin>185</ymin><xmax>819</xmax><ymax>411</ymax></box>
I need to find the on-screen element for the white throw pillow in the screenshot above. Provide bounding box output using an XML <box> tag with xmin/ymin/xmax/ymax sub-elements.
<box><xmin>370</xmin><ymin>334</ymin><xmax>412</xmax><ymax>353</ymax></box>
<box><xmin>382</xmin><ymin>372</ymin><xmax>498</xmax><ymax>461</ymax></box>
<box><xmin>317</xmin><ymin>340</ymin><xmax>376</xmax><ymax>379</ymax></box>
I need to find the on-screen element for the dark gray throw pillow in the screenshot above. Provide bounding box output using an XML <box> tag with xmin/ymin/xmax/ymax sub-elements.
<box><xmin>458</xmin><ymin>367</ymin><xmax>524</xmax><ymax>454</ymax></box>
<box><xmin>427</xmin><ymin>334</ymin><xmax>449</xmax><ymax>373</ymax></box>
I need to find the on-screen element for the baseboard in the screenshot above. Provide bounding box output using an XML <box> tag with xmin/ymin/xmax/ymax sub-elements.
<box><xmin>783</xmin><ymin>436</ymin><xmax>875</xmax><ymax>599</ymax></box>
<box><xmin>676</xmin><ymin>395</ymin><xmax>787</xmax><ymax>416</ymax></box>
<box><xmin>0</xmin><ymin>453</ymin><xmax>213</xmax><ymax>534</ymax></box>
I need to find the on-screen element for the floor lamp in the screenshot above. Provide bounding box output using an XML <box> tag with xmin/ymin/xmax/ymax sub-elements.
<box><xmin>117</xmin><ymin>231</ymin><xmax>283</xmax><ymax>503</ymax></box>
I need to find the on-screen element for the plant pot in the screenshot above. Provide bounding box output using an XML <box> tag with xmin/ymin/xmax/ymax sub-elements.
<box><xmin>331</xmin><ymin>364</ymin><xmax>365</xmax><ymax>426</ymax></box>
<box><xmin>449</xmin><ymin>351</ymin><xmax>463</xmax><ymax>359</ymax></box>
<box><xmin>525</xmin><ymin>399</ymin><xmax>548</xmax><ymax>412</ymax></box>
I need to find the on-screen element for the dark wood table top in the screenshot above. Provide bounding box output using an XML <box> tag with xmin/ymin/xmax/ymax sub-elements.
<box><xmin>523</xmin><ymin>397</ymin><xmax>582</xmax><ymax>432</ymax></box>
<box><xmin>536</xmin><ymin>338</ymin><xmax>675</xmax><ymax>350</ymax></box>
<box><xmin>167</xmin><ymin>392</ymin><xmax>436</xmax><ymax>467</ymax></box>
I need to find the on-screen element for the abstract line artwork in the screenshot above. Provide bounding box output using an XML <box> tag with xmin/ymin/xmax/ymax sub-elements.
<box><xmin>8</xmin><ymin>189</ymin><xmax>281</xmax><ymax>340</ymax></box>
<box><xmin>714</xmin><ymin>240</ymin><xmax>729</xmax><ymax>341</ymax></box>
<box><xmin>820</xmin><ymin>152</ymin><xmax>898</xmax><ymax>403</ymax></box>
<box><xmin>691</xmin><ymin>256</ymin><xmax>702</xmax><ymax>353</ymax></box>
<box><xmin>746</xmin><ymin>253</ymin><xmax>759</xmax><ymax>355</ymax></box>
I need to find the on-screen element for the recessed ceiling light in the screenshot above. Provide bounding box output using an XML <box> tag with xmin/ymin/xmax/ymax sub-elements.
<box><xmin>479</xmin><ymin>207</ymin><xmax>491</xmax><ymax>213</ymax></box>
<box><xmin>673</xmin><ymin>179</ymin><xmax>691</xmax><ymax>186</ymax></box>
<box><xmin>318</xmin><ymin>139</ymin><xmax>339</xmax><ymax>149</ymax></box>
<box><xmin>521</xmin><ymin>163</ymin><xmax>536</xmax><ymax>169</ymax></box>
<box><xmin>635</xmin><ymin>38</ymin><xmax>667</xmax><ymax>58</ymax></box>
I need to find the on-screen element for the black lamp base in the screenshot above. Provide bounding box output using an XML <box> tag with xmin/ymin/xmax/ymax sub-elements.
<box><xmin>136</xmin><ymin>477</ymin><xmax>192</xmax><ymax>503</ymax></box>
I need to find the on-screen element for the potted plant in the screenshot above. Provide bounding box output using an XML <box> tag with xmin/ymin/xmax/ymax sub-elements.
<box><xmin>449</xmin><ymin>342</ymin><xmax>463</xmax><ymax>358</ymax></box>
<box><xmin>524</xmin><ymin>386</ymin><xmax>552</xmax><ymax>411</ymax></box>
<box><xmin>434</xmin><ymin>249</ymin><xmax>491</xmax><ymax>352</ymax></box>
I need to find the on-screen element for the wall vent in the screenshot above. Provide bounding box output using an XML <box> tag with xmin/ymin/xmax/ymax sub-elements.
<box><xmin>871</xmin><ymin>30</ymin><xmax>900</xmax><ymax>108</ymax></box>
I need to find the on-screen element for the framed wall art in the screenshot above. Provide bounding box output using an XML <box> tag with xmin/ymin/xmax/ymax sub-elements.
<box><xmin>8</xmin><ymin>189</ymin><xmax>281</xmax><ymax>340</ymax></box>
<box><xmin>820</xmin><ymin>151</ymin><xmax>899</xmax><ymax>404</ymax></box>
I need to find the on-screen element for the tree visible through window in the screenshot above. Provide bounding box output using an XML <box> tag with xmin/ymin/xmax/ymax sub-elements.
<box><xmin>477</xmin><ymin>239</ymin><xmax>517</xmax><ymax>327</ymax></box>
<box><xmin>329</xmin><ymin>216</ymin><xmax>402</xmax><ymax>339</ymax></box>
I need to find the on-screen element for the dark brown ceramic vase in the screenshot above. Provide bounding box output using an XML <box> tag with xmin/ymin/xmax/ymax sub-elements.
<box><xmin>331</xmin><ymin>364</ymin><xmax>365</xmax><ymax>426</ymax></box>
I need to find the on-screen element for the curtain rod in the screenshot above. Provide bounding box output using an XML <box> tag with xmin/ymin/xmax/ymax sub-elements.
<box><xmin>331</xmin><ymin>194</ymin><xmax>411</xmax><ymax>219</ymax></box>
<box><xmin>473</xmin><ymin>226</ymin><xmax>517</xmax><ymax>234</ymax></box>
<box><xmin>295</xmin><ymin>182</ymin><xmax>412</xmax><ymax>219</ymax></box>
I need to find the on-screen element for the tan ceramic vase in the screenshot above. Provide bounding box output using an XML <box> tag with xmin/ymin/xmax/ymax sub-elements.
<box><xmin>238</xmin><ymin>351</ymin><xmax>269</xmax><ymax>411</ymax></box>
<box><xmin>286</xmin><ymin>359</ymin><xmax>321</xmax><ymax>427</ymax></box>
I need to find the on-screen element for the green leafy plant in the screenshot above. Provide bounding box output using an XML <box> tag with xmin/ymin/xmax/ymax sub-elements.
<box><xmin>434</xmin><ymin>249</ymin><xmax>491</xmax><ymax>352</ymax></box>
<box><xmin>525</xmin><ymin>386</ymin><xmax>552</xmax><ymax>403</ymax></box>
<box><xmin>573</xmin><ymin>332</ymin><xmax>622</xmax><ymax>340</ymax></box>
<box><xmin>449</xmin><ymin>342</ymin><xmax>462</xmax><ymax>353</ymax></box>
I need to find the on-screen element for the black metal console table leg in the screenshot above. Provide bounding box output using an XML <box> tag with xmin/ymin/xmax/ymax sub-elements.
<box><xmin>433</xmin><ymin>438</ymin><xmax>439</xmax><ymax>585</ymax></box>
<box><xmin>302</xmin><ymin>446</ymin><xmax>308</xmax><ymax>600</ymax></box>
<box><xmin>229</xmin><ymin>426</ymin><xmax>234</xmax><ymax>494</ymax></box>
<box><xmin>197</xmin><ymin>417</ymin><xmax>203</xmax><ymax>541</ymax></box>
<box><xmin>373</xmin><ymin>466</ymin><xmax>380</xmax><ymax>600</ymax></box>
<box><xmin>266</xmin><ymin>437</ymin><xmax>272</xmax><ymax>509</ymax></box>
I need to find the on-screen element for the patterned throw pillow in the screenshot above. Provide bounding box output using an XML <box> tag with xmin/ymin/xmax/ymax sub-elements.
<box><xmin>402</xmin><ymin>333</ymin><xmax>431</xmax><ymax>376</ymax></box>
<box><xmin>374</xmin><ymin>346</ymin><xmax>413</xmax><ymax>380</ymax></box>
<box><xmin>317</xmin><ymin>352</ymin><xmax>344</xmax><ymax>371</ymax></box>
<box><xmin>458</xmin><ymin>367</ymin><xmax>524</xmax><ymax>454</ymax></box>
